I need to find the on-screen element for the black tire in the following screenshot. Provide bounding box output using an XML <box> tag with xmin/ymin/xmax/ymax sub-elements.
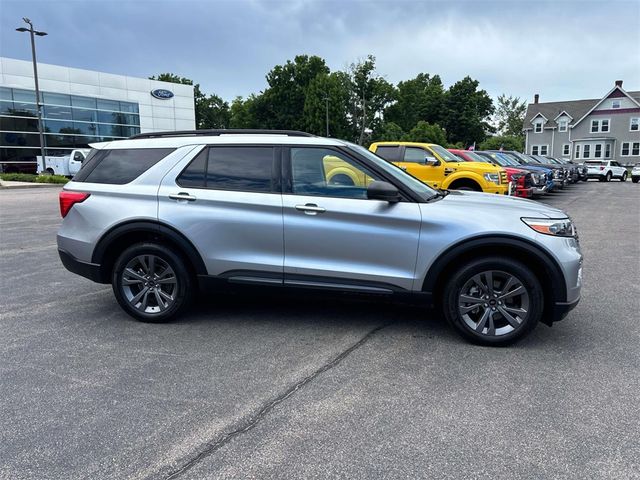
<box><xmin>620</xmin><ymin>172</ymin><xmax>627</xmax><ymax>182</ymax></box>
<box><xmin>633</xmin><ymin>178</ymin><xmax>639</xmax><ymax>183</ymax></box>
<box><xmin>112</xmin><ymin>242</ymin><xmax>193</xmax><ymax>323</ymax></box>
<box><xmin>442</xmin><ymin>257</ymin><xmax>543</xmax><ymax>346</ymax></box>
<box><xmin>605</xmin><ymin>171</ymin><xmax>612</xmax><ymax>182</ymax></box>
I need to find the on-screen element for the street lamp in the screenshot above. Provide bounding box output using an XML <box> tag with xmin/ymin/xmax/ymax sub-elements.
<box><xmin>16</xmin><ymin>18</ymin><xmax>48</xmax><ymax>172</ymax></box>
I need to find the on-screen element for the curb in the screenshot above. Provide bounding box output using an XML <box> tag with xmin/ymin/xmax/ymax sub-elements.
<box><xmin>0</xmin><ymin>180</ymin><xmax>66</xmax><ymax>189</ymax></box>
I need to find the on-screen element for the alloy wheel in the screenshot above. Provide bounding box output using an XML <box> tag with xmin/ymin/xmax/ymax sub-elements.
<box><xmin>121</xmin><ymin>254</ymin><xmax>178</xmax><ymax>314</ymax></box>
<box><xmin>458</xmin><ymin>270</ymin><xmax>530</xmax><ymax>337</ymax></box>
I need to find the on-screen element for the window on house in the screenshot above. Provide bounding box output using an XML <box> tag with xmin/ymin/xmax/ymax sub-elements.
<box><xmin>631</xmin><ymin>118</ymin><xmax>639</xmax><ymax>131</ymax></box>
<box><xmin>612</xmin><ymin>100</ymin><xmax>621</xmax><ymax>109</ymax></box>
<box><xmin>621</xmin><ymin>142</ymin><xmax>630</xmax><ymax>156</ymax></box>
<box><xmin>583</xmin><ymin>145</ymin><xmax>591</xmax><ymax>158</ymax></box>
<box><xmin>558</xmin><ymin>120</ymin><xmax>568</xmax><ymax>132</ymax></box>
<box><xmin>633</xmin><ymin>142</ymin><xmax>640</xmax><ymax>156</ymax></box>
<box><xmin>534</xmin><ymin>122</ymin><xmax>543</xmax><ymax>133</ymax></box>
<box><xmin>595</xmin><ymin>144</ymin><xmax>602</xmax><ymax>158</ymax></box>
<box><xmin>562</xmin><ymin>144</ymin><xmax>570</xmax><ymax>156</ymax></box>
<box><xmin>605</xmin><ymin>144</ymin><xmax>611</xmax><ymax>158</ymax></box>
<box><xmin>531</xmin><ymin>145</ymin><xmax>539</xmax><ymax>155</ymax></box>
<box><xmin>591</xmin><ymin>120</ymin><xmax>599</xmax><ymax>133</ymax></box>
<box><xmin>575</xmin><ymin>145</ymin><xmax>581</xmax><ymax>159</ymax></box>
<box><xmin>601</xmin><ymin>119</ymin><xmax>610</xmax><ymax>132</ymax></box>
<box><xmin>540</xmin><ymin>145</ymin><xmax>548</xmax><ymax>155</ymax></box>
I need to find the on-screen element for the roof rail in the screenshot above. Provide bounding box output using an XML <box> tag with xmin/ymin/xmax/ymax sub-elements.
<box><xmin>128</xmin><ymin>129</ymin><xmax>316</xmax><ymax>140</ymax></box>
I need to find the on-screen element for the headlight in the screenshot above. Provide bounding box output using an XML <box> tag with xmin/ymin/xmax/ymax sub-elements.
<box><xmin>553</xmin><ymin>170</ymin><xmax>562</xmax><ymax>178</ymax></box>
<box><xmin>531</xmin><ymin>173</ymin><xmax>539</xmax><ymax>183</ymax></box>
<box><xmin>483</xmin><ymin>173</ymin><xmax>500</xmax><ymax>184</ymax></box>
<box><xmin>522</xmin><ymin>217</ymin><xmax>576</xmax><ymax>237</ymax></box>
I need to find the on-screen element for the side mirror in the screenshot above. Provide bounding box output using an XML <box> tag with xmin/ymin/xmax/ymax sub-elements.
<box><xmin>367</xmin><ymin>181</ymin><xmax>400</xmax><ymax>203</ymax></box>
<box><xmin>73</xmin><ymin>153</ymin><xmax>84</xmax><ymax>162</ymax></box>
<box><xmin>424</xmin><ymin>157</ymin><xmax>439</xmax><ymax>166</ymax></box>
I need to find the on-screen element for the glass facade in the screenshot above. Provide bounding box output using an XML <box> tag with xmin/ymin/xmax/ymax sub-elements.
<box><xmin>0</xmin><ymin>86</ymin><xmax>141</xmax><ymax>166</ymax></box>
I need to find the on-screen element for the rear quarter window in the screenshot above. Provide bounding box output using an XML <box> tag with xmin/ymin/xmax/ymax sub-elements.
<box><xmin>73</xmin><ymin>148</ymin><xmax>175</xmax><ymax>184</ymax></box>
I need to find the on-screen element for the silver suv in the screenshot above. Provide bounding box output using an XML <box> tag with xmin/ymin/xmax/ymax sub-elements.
<box><xmin>58</xmin><ymin>130</ymin><xmax>582</xmax><ymax>346</ymax></box>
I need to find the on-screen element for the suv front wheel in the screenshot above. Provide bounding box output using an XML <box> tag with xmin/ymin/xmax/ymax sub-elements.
<box><xmin>112</xmin><ymin>242</ymin><xmax>193</xmax><ymax>322</ymax></box>
<box><xmin>443</xmin><ymin>257</ymin><xmax>543</xmax><ymax>346</ymax></box>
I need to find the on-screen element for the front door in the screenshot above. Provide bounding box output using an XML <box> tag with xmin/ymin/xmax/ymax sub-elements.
<box><xmin>397</xmin><ymin>146</ymin><xmax>444</xmax><ymax>189</ymax></box>
<box><xmin>282</xmin><ymin>146</ymin><xmax>422</xmax><ymax>291</ymax></box>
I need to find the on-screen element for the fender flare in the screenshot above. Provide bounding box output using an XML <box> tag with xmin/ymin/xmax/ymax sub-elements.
<box><xmin>421</xmin><ymin>234</ymin><xmax>567</xmax><ymax>302</ymax></box>
<box><xmin>442</xmin><ymin>171</ymin><xmax>485</xmax><ymax>190</ymax></box>
<box><xmin>91</xmin><ymin>220</ymin><xmax>207</xmax><ymax>278</ymax></box>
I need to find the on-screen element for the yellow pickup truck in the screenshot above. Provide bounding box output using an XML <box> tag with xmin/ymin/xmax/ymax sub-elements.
<box><xmin>369</xmin><ymin>142</ymin><xmax>509</xmax><ymax>194</ymax></box>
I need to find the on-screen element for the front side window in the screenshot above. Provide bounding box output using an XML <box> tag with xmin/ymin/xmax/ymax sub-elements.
<box><xmin>289</xmin><ymin>147</ymin><xmax>381</xmax><ymax>199</ymax></box>
<box><xmin>621</xmin><ymin>142</ymin><xmax>630</xmax><ymax>156</ymax></box>
<box><xmin>583</xmin><ymin>145</ymin><xmax>591</xmax><ymax>158</ymax></box>
<box><xmin>404</xmin><ymin>147</ymin><xmax>433</xmax><ymax>163</ymax></box>
<box><xmin>630</xmin><ymin>118</ymin><xmax>639</xmax><ymax>131</ymax></box>
<box><xmin>595</xmin><ymin>144</ymin><xmax>602</xmax><ymax>158</ymax></box>
<box><xmin>562</xmin><ymin>144</ymin><xmax>570</xmax><ymax>156</ymax></box>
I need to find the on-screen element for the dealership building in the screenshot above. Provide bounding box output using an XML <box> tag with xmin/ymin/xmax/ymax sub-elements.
<box><xmin>0</xmin><ymin>56</ymin><xmax>195</xmax><ymax>170</ymax></box>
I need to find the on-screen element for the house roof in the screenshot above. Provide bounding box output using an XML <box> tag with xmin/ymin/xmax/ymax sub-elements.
<box><xmin>524</xmin><ymin>90</ymin><xmax>640</xmax><ymax>128</ymax></box>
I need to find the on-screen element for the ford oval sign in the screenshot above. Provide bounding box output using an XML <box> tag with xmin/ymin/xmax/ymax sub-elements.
<box><xmin>151</xmin><ymin>89</ymin><xmax>174</xmax><ymax>100</ymax></box>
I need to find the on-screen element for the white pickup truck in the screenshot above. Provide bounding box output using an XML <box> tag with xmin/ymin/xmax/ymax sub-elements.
<box><xmin>37</xmin><ymin>149</ymin><xmax>90</xmax><ymax>177</ymax></box>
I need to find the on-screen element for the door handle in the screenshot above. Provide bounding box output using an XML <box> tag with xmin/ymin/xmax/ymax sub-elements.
<box><xmin>295</xmin><ymin>203</ymin><xmax>326</xmax><ymax>215</ymax></box>
<box><xmin>169</xmin><ymin>192</ymin><xmax>197</xmax><ymax>202</ymax></box>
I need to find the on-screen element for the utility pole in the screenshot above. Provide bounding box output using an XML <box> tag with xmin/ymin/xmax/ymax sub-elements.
<box><xmin>16</xmin><ymin>18</ymin><xmax>47</xmax><ymax>172</ymax></box>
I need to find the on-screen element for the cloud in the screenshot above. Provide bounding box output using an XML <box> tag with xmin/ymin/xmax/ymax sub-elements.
<box><xmin>1</xmin><ymin>0</ymin><xmax>638</xmax><ymax>104</ymax></box>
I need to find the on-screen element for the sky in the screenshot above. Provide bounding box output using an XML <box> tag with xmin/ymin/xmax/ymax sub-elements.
<box><xmin>1</xmin><ymin>0</ymin><xmax>639</xmax><ymax>105</ymax></box>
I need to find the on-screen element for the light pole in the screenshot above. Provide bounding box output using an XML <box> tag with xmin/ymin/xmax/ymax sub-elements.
<box><xmin>323</xmin><ymin>94</ymin><xmax>329</xmax><ymax>137</ymax></box>
<box><xmin>16</xmin><ymin>18</ymin><xmax>47</xmax><ymax>172</ymax></box>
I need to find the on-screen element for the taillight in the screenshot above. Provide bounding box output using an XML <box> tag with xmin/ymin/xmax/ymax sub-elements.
<box><xmin>599</xmin><ymin>166</ymin><xmax>605</xmax><ymax>170</ymax></box>
<box><xmin>59</xmin><ymin>191</ymin><xmax>90</xmax><ymax>218</ymax></box>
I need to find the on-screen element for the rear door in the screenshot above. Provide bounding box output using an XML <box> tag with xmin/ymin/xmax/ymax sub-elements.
<box><xmin>157</xmin><ymin>145</ymin><xmax>284</xmax><ymax>281</ymax></box>
<box><xmin>281</xmin><ymin>146</ymin><xmax>422</xmax><ymax>291</ymax></box>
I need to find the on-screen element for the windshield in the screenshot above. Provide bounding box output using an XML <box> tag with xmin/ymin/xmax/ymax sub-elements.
<box><xmin>430</xmin><ymin>144</ymin><xmax>460</xmax><ymax>162</ymax></box>
<box><xmin>460</xmin><ymin>151</ymin><xmax>488</xmax><ymax>163</ymax></box>
<box><xmin>347</xmin><ymin>144</ymin><xmax>438</xmax><ymax>200</ymax></box>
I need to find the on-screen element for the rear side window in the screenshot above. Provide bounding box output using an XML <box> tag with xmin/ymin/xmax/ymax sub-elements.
<box><xmin>374</xmin><ymin>146</ymin><xmax>401</xmax><ymax>162</ymax></box>
<box><xmin>74</xmin><ymin>148</ymin><xmax>174</xmax><ymax>184</ymax></box>
<box><xmin>177</xmin><ymin>146</ymin><xmax>275</xmax><ymax>193</ymax></box>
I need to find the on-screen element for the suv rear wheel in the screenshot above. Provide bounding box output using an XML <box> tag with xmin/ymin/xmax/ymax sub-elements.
<box><xmin>442</xmin><ymin>257</ymin><xmax>543</xmax><ymax>346</ymax></box>
<box><xmin>112</xmin><ymin>242</ymin><xmax>193</xmax><ymax>322</ymax></box>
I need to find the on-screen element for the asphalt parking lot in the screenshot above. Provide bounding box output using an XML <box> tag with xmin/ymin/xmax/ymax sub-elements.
<box><xmin>1</xmin><ymin>181</ymin><xmax>639</xmax><ymax>480</ymax></box>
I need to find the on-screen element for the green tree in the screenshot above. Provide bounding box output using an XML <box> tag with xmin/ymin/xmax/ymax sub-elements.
<box><xmin>303</xmin><ymin>72</ymin><xmax>351</xmax><ymax>138</ymax></box>
<box><xmin>260</xmin><ymin>55</ymin><xmax>330</xmax><ymax>130</ymax></box>
<box><xmin>478</xmin><ymin>135</ymin><xmax>524</xmax><ymax>152</ymax></box>
<box><xmin>346</xmin><ymin>55</ymin><xmax>395</xmax><ymax>144</ymax></box>
<box><xmin>402</xmin><ymin>121</ymin><xmax>448</xmax><ymax>145</ymax></box>
<box><xmin>442</xmin><ymin>76</ymin><xmax>494</xmax><ymax>146</ymax></box>
<box><xmin>374</xmin><ymin>122</ymin><xmax>405</xmax><ymax>141</ymax></box>
<box><xmin>384</xmin><ymin>73</ymin><xmax>445</xmax><ymax>132</ymax></box>
<box><xmin>149</xmin><ymin>73</ymin><xmax>230</xmax><ymax>129</ymax></box>
<box><xmin>494</xmin><ymin>94</ymin><xmax>526</xmax><ymax>137</ymax></box>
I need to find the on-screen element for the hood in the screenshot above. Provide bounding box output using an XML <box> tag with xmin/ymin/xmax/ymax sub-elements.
<box><xmin>450</xmin><ymin>161</ymin><xmax>502</xmax><ymax>173</ymax></box>
<box><xmin>439</xmin><ymin>190</ymin><xmax>567</xmax><ymax>218</ymax></box>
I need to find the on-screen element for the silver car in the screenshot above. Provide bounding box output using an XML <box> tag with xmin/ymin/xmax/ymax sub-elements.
<box><xmin>57</xmin><ymin>130</ymin><xmax>582</xmax><ymax>346</ymax></box>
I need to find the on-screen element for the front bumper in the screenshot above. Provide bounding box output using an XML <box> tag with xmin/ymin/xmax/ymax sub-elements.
<box><xmin>532</xmin><ymin>184</ymin><xmax>548</xmax><ymax>196</ymax></box>
<box><xmin>515</xmin><ymin>186</ymin><xmax>534</xmax><ymax>198</ymax></box>
<box><xmin>482</xmin><ymin>184</ymin><xmax>510</xmax><ymax>195</ymax></box>
<box><xmin>551</xmin><ymin>297</ymin><xmax>580</xmax><ymax>322</ymax></box>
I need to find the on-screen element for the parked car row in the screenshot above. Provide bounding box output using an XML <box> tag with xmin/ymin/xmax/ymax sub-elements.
<box><xmin>367</xmin><ymin>142</ymin><xmax>595</xmax><ymax>200</ymax></box>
